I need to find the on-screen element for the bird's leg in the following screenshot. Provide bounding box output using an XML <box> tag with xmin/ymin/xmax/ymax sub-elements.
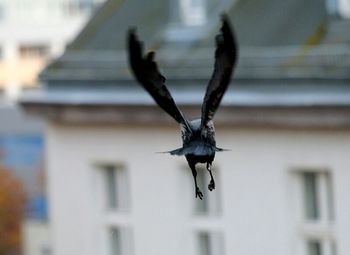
<box><xmin>189</xmin><ymin>163</ymin><xmax>203</xmax><ymax>200</ymax></box>
<box><xmin>207</xmin><ymin>162</ymin><xmax>215</xmax><ymax>191</ymax></box>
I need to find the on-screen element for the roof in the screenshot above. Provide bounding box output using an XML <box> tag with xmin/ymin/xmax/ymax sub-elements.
<box><xmin>68</xmin><ymin>0</ymin><xmax>169</xmax><ymax>51</ymax></box>
<box><xmin>69</xmin><ymin>0</ymin><xmax>327</xmax><ymax>50</ymax></box>
<box><xmin>20</xmin><ymin>0</ymin><xmax>350</xmax><ymax>128</ymax></box>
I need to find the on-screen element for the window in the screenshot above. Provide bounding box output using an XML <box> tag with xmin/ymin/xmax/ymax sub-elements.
<box><xmin>196</xmin><ymin>231</ymin><xmax>224</xmax><ymax>255</ymax></box>
<box><xmin>303</xmin><ymin>172</ymin><xmax>319</xmax><ymax>220</ymax></box>
<box><xmin>110</xmin><ymin>227</ymin><xmax>122</xmax><ymax>255</ymax></box>
<box><xmin>105</xmin><ymin>165</ymin><xmax>118</xmax><ymax>209</ymax></box>
<box><xmin>291</xmin><ymin>169</ymin><xmax>336</xmax><ymax>255</ymax></box>
<box><xmin>19</xmin><ymin>44</ymin><xmax>49</xmax><ymax>58</ymax></box>
<box><xmin>307</xmin><ymin>240</ymin><xmax>322</xmax><ymax>255</ymax></box>
<box><xmin>301</xmin><ymin>171</ymin><xmax>334</xmax><ymax>222</ymax></box>
<box><xmin>338</xmin><ymin>0</ymin><xmax>350</xmax><ymax>18</ymax></box>
<box><xmin>0</xmin><ymin>4</ymin><xmax>4</xmax><ymax>20</ymax></box>
<box><xmin>194</xmin><ymin>165</ymin><xmax>221</xmax><ymax>216</ymax></box>
<box><xmin>101</xmin><ymin>164</ymin><xmax>130</xmax><ymax>212</ymax></box>
<box><xmin>165</xmin><ymin>0</ymin><xmax>208</xmax><ymax>41</ymax></box>
<box><xmin>108</xmin><ymin>227</ymin><xmax>133</xmax><ymax>255</ymax></box>
<box><xmin>94</xmin><ymin>163</ymin><xmax>132</xmax><ymax>255</ymax></box>
<box><xmin>179</xmin><ymin>0</ymin><xmax>207</xmax><ymax>27</ymax></box>
<box><xmin>304</xmin><ymin>239</ymin><xmax>337</xmax><ymax>255</ymax></box>
<box><xmin>166</xmin><ymin>0</ymin><xmax>232</xmax><ymax>41</ymax></box>
<box><xmin>198</xmin><ymin>232</ymin><xmax>211</xmax><ymax>255</ymax></box>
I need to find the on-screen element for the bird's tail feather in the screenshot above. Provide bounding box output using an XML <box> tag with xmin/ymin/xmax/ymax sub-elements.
<box><xmin>156</xmin><ymin>147</ymin><xmax>184</xmax><ymax>156</ymax></box>
<box><xmin>158</xmin><ymin>145</ymin><xmax>230</xmax><ymax>156</ymax></box>
<box><xmin>215</xmin><ymin>146</ymin><xmax>231</xmax><ymax>152</ymax></box>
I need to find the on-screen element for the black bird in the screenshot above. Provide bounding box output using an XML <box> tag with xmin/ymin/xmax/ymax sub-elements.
<box><xmin>128</xmin><ymin>15</ymin><xmax>238</xmax><ymax>199</ymax></box>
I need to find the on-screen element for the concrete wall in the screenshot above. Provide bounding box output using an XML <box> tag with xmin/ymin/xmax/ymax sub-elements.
<box><xmin>46</xmin><ymin>123</ymin><xmax>350</xmax><ymax>255</ymax></box>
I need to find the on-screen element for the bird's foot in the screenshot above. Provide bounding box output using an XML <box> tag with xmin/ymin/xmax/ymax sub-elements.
<box><xmin>208</xmin><ymin>179</ymin><xmax>215</xmax><ymax>191</ymax></box>
<box><xmin>196</xmin><ymin>187</ymin><xmax>203</xmax><ymax>200</ymax></box>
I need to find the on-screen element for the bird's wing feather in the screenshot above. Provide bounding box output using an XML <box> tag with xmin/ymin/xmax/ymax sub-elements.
<box><xmin>128</xmin><ymin>30</ymin><xmax>191</xmax><ymax>131</ymax></box>
<box><xmin>201</xmin><ymin>15</ymin><xmax>238</xmax><ymax>127</ymax></box>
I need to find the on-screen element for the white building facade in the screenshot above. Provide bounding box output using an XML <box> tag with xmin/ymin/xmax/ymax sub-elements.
<box><xmin>43</xmin><ymin>118</ymin><xmax>350</xmax><ymax>255</ymax></box>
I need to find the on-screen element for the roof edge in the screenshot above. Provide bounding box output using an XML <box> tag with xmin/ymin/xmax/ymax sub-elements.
<box><xmin>20</xmin><ymin>102</ymin><xmax>350</xmax><ymax>129</ymax></box>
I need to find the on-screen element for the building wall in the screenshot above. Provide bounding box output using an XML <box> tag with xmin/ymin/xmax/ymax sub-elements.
<box><xmin>46</xmin><ymin>123</ymin><xmax>350</xmax><ymax>255</ymax></box>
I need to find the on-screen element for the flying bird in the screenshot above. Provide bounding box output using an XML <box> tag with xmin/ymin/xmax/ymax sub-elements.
<box><xmin>128</xmin><ymin>15</ymin><xmax>238</xmax><ymax>199</ymax></box>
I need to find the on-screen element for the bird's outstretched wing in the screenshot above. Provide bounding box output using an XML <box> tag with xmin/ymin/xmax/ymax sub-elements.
<box><xmin>201</xmin><ymin>15</ymin><xmax>238</xmax><ymax>127</ymax></box>
<box><xmin>128</xmin><ymin>29</ymin><xmax>191</xmax><ymax>131</ymax></box>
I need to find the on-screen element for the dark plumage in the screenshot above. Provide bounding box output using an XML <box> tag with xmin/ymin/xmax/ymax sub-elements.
<box><xmin>128</xmin><ymin>15</ymin><xmax>238</xmax><ymax>199</ymax></box>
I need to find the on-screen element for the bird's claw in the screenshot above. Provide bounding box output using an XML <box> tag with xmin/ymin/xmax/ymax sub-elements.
<box><xmin>196</xmin><ymin>187</ymin><xmax>203</xmax><ymax>200</ymax></box>
<box><xmin>208</xmin><ymin>179</ymin><xmax>215</xmax><ymax>191</ymax></box>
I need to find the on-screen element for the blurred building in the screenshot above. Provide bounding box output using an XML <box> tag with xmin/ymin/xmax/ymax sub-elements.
<box><xmin>0</xmin><ymin>105</ymin><xmax>48</xmax><ymax>255</ymax></box>
<box><xmin>0</xmin><ymin>0</ymin><xmax>105</xmax><ymax>100</ymax></box>
<box><xmin>21</xmin><ymin>0</ymin><xmax>350</xmax><ymax>255</ymax></box>
<box><xmin>0</xmin><ymin>1</ymin><xmax>106</xmax><ymax>255</ymax></box>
